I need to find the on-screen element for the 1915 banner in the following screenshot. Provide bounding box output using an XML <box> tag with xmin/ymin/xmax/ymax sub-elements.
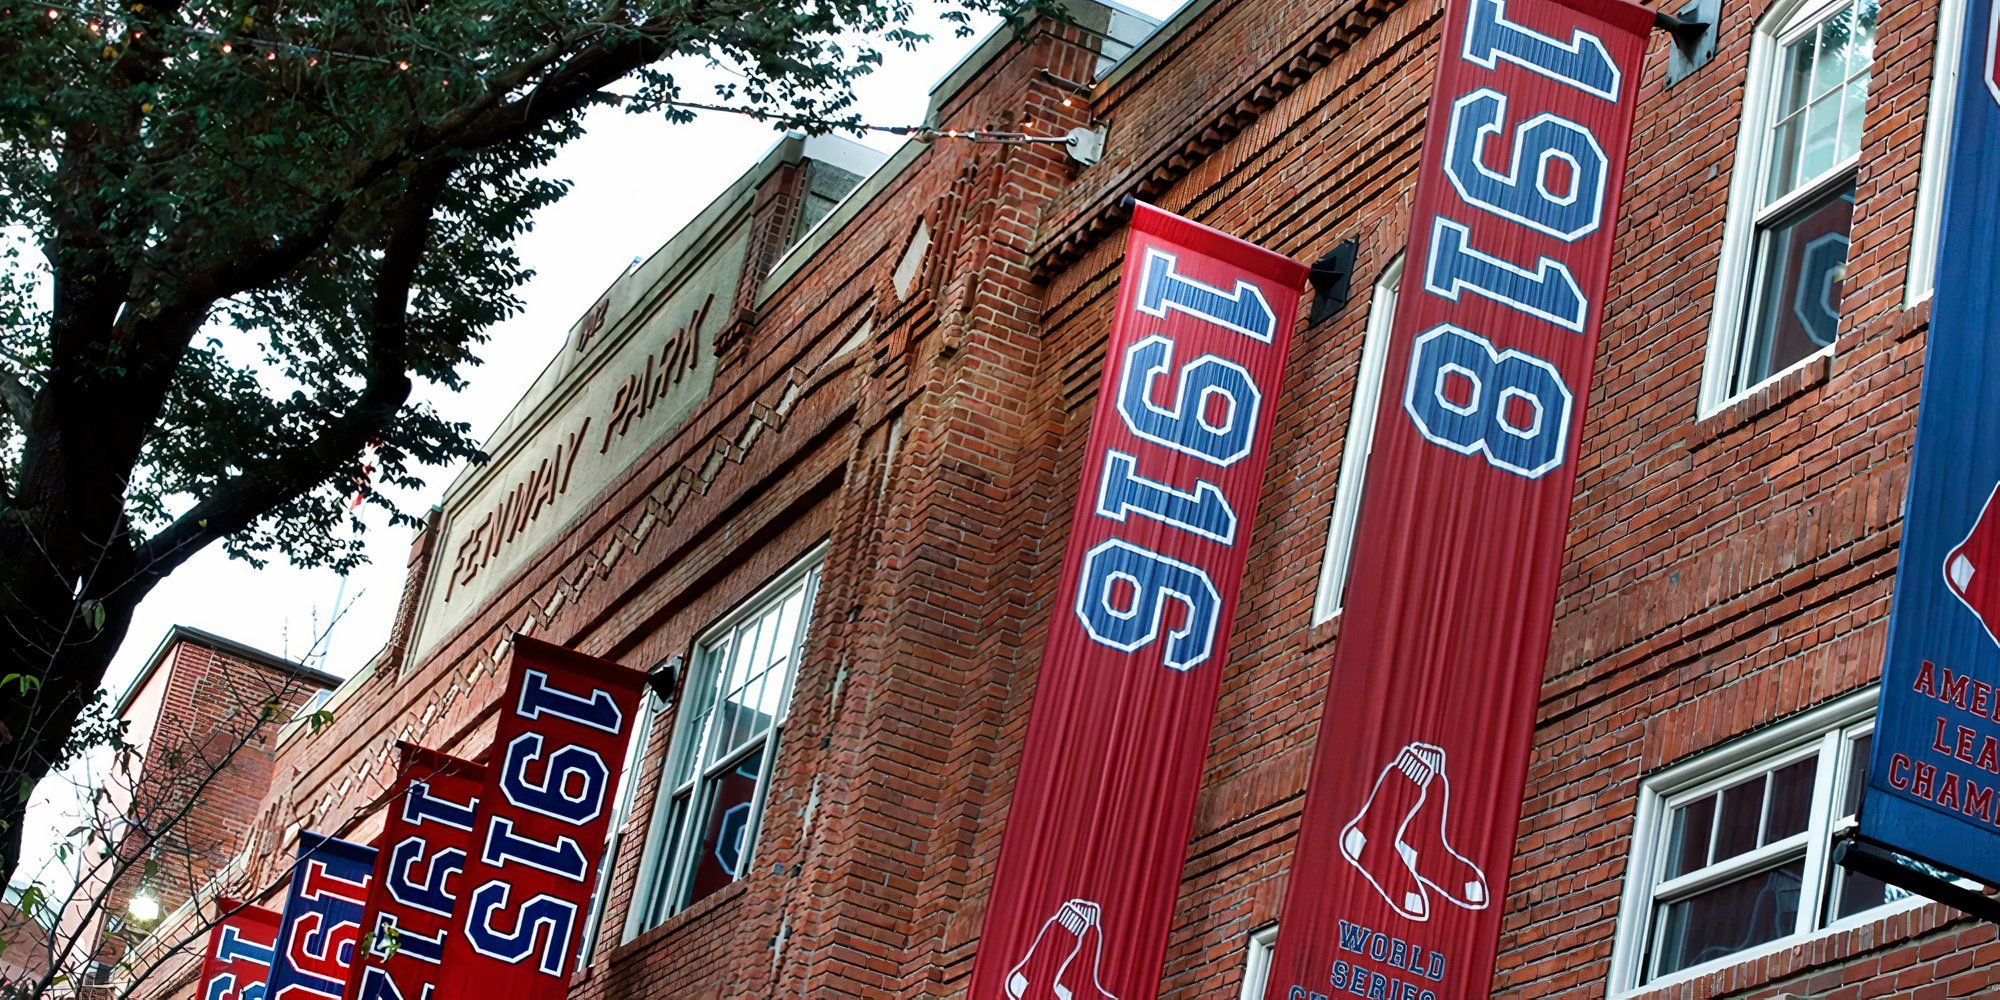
<box><xmin>1266</xmin><ymin>0</ymin><xmax>1652</xmax><ymax>994</ymax></box>
<box><xmin>345</xmin><ymin>744</ymin><xmax>485</xmax><ymax>1000</ymax></box>
<box><xmin>432</xmin><ymin>636</ymin><xmax>646</xmax><ymax>1000</ymax></box>
<box><xmin>198</xmin><ymin>899</ymin><xmax>282</xmax><ymax>1000</ymax></box>
<box><xmin>267</xmin><ymin>833</ymin><xmax>376</xmax><ymax>1000</ymax></box>
<box><xmin>968</xmin><ymin>203</ymin><xmax>1308</xmax><ymax>999</ymax></box>
<box><xmin>1858</xmin><ymin>0</ymin><xmax>2000</xmax><ymax>885</ymax></box>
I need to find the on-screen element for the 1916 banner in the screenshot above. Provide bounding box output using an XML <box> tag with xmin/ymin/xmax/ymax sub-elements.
<box><xmin>432</xmin><ymin>636</ymin><xmax>646</xmax><ymax>1000</ymax></box>
<box><xmin>344</xmin><ymin>744</ymin><xmax>485</xmax><ymax>1000</ymax></box>
<box><xmin>1265</xmin><ymin>0</ymin><xmax>1651</xmax><ymax>994</ymax></box>
<box><xmin>1858</xmin><ymin>0</ymin><xmax>2000</xmax><ymax>884</ymax></box>
<box><xmin>267</xmin><ymin>834</ymin><xmax>377</xmax><ymax>1000</ymax></box>
<box><xmin>198</xmin><ymin>899</ymin><xmax>282</xmax><ymax>1000</ymax></box>
<box><xmin>968</xmin><ymin>203</ymin><xmax>1308</xmax><ymax>999</ymax></box>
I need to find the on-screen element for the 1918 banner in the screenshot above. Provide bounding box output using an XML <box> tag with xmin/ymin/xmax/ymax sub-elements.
<box><xmin>431</xmin><ymin>636</ymin><xmax>646</xmax><ymax>1000</ymax></box>
<box><xmin>1265</xmin><ymin>0</ymin><xmax>1652</xmax><ymax>994</ymax></box>
<box><xmin>267</xmin><ymin>833</ymin><xmax>376</xmax><ymax>1000</ymax></box>
<box><xmin>968</xmin><ymin>203</ymin><xmax>1308</xmax><ymax>999</ymax></box>
<box><xmin>198</xmin><ymin>899</ymin><xmax>282</xmax><ymax>1000</ymax></box>
<box><xmin>1858</xmin><ymin>0</ymin><xmax>2000</xmax><ymax>885</ymax></box>
<box><xmin>344</xmin><ymin>744</ymin><xmax>485</xmax><ymax>1000</ymax></box>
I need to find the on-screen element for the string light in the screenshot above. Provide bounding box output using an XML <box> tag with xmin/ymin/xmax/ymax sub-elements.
<box><xmin>23</xmin><ymin>3</ymin><xmax>1084</xmax><ymax>148</ymax></box>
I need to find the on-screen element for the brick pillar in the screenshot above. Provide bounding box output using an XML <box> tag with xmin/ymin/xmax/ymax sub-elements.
<box><xmin>777</xmin><ymin>22</ymin><xmax>1104</xmax><ymax>998</ymax></box>
<box><xmin>716</xmin><ymin>153</ymin><xmax>810</xmax><ymax>360</ymax></box>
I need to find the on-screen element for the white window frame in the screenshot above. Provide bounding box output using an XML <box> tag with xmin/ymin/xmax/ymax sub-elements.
<box><xmin>1700</xmin><ymin>0</ymin><xmax>1873</xmax><ymax>416</ymax></box>
<box><xmin>1239</xmin><ymin>924</ymin><xmax>1280</xmax><ymax>1000</ymax></box>
<box><xmin>1312</xmin><ymin>256</ymin><xmax>1403</xmax><ymax>624</ymax></box>
<box><xmin>1905</xmin><ymin>0</ymin><xmax>1973</xmax><ymax>304</ymax></box>
<box><xmin>1606</xmin><ymin>687</ymin><xmax>1932</xmax><ymax>996</ymax></box>
<box><xmin>623</xmin><ymin>546</ymin><xmax>826</xmax><ymax>937</ymax></box>
<box><xmin>579</xmin><ymin>687</ymin><xmax>661</xmax><ymax>963</ymax></box>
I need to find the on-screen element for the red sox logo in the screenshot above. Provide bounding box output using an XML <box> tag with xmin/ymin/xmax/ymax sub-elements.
<box><xmin>1946</xmin><ymin>483</ymin><xmax>2000</xmax><ymax>646</ymax></box>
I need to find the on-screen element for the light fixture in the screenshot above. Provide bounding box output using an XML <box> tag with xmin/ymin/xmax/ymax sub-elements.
<box><xmin>127</xmin><ymin>889</ymin><xmax>160</xmax><ymax>922</ymax></box>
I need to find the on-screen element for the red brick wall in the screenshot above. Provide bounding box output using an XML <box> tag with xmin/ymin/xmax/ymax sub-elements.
<box><xmin>98</xmin><ymin>637</ymin><xmax>330</xmax><ymax>969</ymax></box>
<box><xmin>176</xmin><ymin>0</ymin><xmax>1994</xmax><ymax>994</ymax></box>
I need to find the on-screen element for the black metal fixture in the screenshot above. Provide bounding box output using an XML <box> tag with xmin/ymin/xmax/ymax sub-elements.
<box><xmin>646</xmin><ymin>654</ymin><xmax>683</xmax><ymax>708</ymax></box>
<box><xmin>1308</xmin><ymin>239</ymin><xmax>1361</xmax><ymax>325</ymax></box>
<box><xmin>1833</xmin><ymin>831</ymin><xmax>2000</xmax><ymax>924</ymax></box>
<box><xmin>1657</xmin><ymin>1</ymin><xmax>1718</xmax><ymax>84</ymax></box>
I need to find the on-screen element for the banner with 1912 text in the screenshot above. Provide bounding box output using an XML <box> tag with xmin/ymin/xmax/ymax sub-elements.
<box><xmin>1266</xmin><ymin>0</ymin><xmax>1652</xmax><ymax>994</ymax></box>
<box><xmin>344</xmin><ymin>743</ymin><xmax>485</xmax><ymax>1000</ymax></box>
<box><xmin>267</xmin><ymin>833</ymin><xmax>377</xmax><ymax>1000</ymax></box>
<box><xmin>968</xmin><ymin>202</ymin><xmax>1308</xmax><ymax>999</ymax></box>
<box><xmin>431</xmin><ymin>636</ymin><xmax>646</xmax><ymax>1000</ymax></box>
<box><xmin>198</xmin><ymin>898</ymin><xmax>282</xmax><ymax>1000</ymax></box>
<box><xmin>1859</xmin><ymin>0</ymin><xmax>2000</xmax><ymax>886</ymax></box>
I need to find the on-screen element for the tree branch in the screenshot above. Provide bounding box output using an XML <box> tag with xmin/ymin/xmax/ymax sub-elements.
<box><xmin>0</xmin><ymin>369</ymin><xmax>30</xmax><ymax>425</ymax></box>
<box><xmin>132</xmin><ymin>164</ymin><xmax>447</xmax><ymax>583</ymax></box>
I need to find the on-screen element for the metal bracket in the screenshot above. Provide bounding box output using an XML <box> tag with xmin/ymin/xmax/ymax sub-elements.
<box><xmin>1065</xmin><ymin>125</ymin><xmax>1107</xmax><ymax>167</ymax></box>
<box><xmin>1658</xmin><ymin>0</ymin><xmax>1719</xmax><ymax>85</ymax></box>
<box><xmin>646</xmin><ymin>654</ymin><xmax>683</xmax><ymax>708</ymax></box>
<box><xmin>1308</xmin><ymin>239</ymin><xmax>1361</xmax><ymax>325</ymax></box>
<box><xmin>1832</xmin><ymin>832</ymin><xmax>2000</xmax><ymax>924</ymax></box>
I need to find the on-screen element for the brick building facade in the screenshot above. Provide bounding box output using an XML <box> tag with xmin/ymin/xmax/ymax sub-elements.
<box><xmin>120</xmin><ymin>0</ymin><xmax>2000</xmax><ymax>992</ymax></box>
<box><xmin>80</xmin><ymin>628</ymin><xmax>338</xmax><ymax>990</ymax></box>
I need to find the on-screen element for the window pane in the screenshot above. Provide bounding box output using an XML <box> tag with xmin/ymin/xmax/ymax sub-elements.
<box><xmin>1764</xmin><ymin>0</ymin><xmax>1876</xmax><ymax>202</ymax></box>
<box><xmin>1740</xmin><ymin>183</ymin><xmax>1855</xmax><ymax>390</ymax></box>
<box><xmin>1827</xmin><ymin>866</ymin><xmax>1906</xmax><ymax>920</ymax></box>
<box><xmin>1846</xmin><ymin>0</ymin><xmax>1879</xmax><ymax>77</ymax></box>
<box><xmin>1828</xmin><ymin>846</ymin><xmax>1944</xmax><ymax>921</ymax></box>
<box><xmin>1841</xmin><ymin>732</ymin><xmax>1872</xmax><ymax>818</ymax></box>
<box><xmin>682</xmin><ymin>754</ymin><xmax>766</xmax><ymax>909</ymax></box>
<box><xmin>1765</xmin><ymin>758</ymin><xmax>1816</xmax><ymax>842</ymax></box>
<box><xmin>1808</xmin><ymin>14</ymin><xmax>1849</xmax><ymax>100</ymax></box>
<box><xmin>646</xmin><ymin>792</ymin><xmax>692</xmax><ymax>925</ymax></box>
<box><xmin>1666</xmin><ymin>794</ymin><xmax>1716</xmax><ymax>879</ymax></box>
<box><xmin>1652</xmin><ymin>860</ymin><xmax>1806</xmax><ymax>977</ymax></box>
<box><xmin>1714</xmin><ymin>776</ymin><xmax>1766</xmax><ymax>862</ymax></box>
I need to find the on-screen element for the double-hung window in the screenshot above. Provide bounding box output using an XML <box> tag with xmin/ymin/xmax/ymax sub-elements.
<box><xmin>1610</xmin><ymin>689</ymin><xmax>1920</xmax><ymax>992</ymax></box>
<box><xmin>1703</xmin><ymin>0</ymin><xmax>1878</xmax><ymax>412</ymax></box>
<box><xmin>1312</xmin><ymin>258</ymin><xmax>1402</xmax><ymax>624</ymax></box>
<box><xmin>629</xmin><ymin>551</ymin><xmax>823</xmax><ymax>930</ymax></box>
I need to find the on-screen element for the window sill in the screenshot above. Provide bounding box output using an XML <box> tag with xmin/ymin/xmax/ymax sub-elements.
<box><xmin>1611</xmin><ymin>892</ymin><xmax>1959</xmax><ymax>1000</ymax></box>
<box><xmin>605</xmin><ymin>879</ymin><xmax>751</xmax><ymax>965</ymax></box>
<box><xmin>1306</xmin><ymin>608</ymin><xmax>1342</xmax><ymax>650</ymax></box>
<box><xmin>1691</xmin><ymin>350</ymin><xmax>1834</xmax><ymax>446</ymax></box>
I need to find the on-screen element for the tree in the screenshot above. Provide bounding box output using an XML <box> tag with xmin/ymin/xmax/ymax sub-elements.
<box><xmin>0</xmin><ymin>0</ymin><xmax>1008</xmax><ymax>884</ymax></box>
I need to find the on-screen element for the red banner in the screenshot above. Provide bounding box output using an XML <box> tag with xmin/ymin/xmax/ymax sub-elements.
<box><xmin>344</xmin><ymin>744</ymin><xmax>484</xmax><ymax>1000</ymax></box>
<box><xmin>1265</xmin><ymin>0</ymin><xmax>1650</xmax><ymax>995</ymax></box>
<box><xmin>969</xmin><ymin>202</ymin><xmax>1308</xmax><ymax>999</ymax></box>
<box><xmin>198</xmin><ymin>899</ymin><xmax>282</xmax><ymax>1000</ymax></box>
<box><xmin>431</xmin><ymin>636</ymin><xmax>645</xmax><ymax>1000</ymax></box>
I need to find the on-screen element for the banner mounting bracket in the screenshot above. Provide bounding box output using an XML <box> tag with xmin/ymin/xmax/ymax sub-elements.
<box><xmin>1833</xmin><ymin>832</ymin><xmax>2000</xmax><ymax>925</ymax></box>
<box><xmin>1655</xmin><ymin>0</ymin><xmax>1718</xmax><ymax>84</ymax></box>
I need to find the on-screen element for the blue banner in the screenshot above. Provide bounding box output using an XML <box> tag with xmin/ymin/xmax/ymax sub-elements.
<box><xmin>1860</xmin><ymin>0</ymin><xmax>2000</xmax><ymax>884</ymax></box>
<box><xmin>266</xmin><ymin>832</ymin><xmax>376</xmax><ymax>1000</ymax></box>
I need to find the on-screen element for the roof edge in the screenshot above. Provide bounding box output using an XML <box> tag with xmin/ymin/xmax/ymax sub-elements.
<box><xmin>111</xmin><ymin>625</ymin><xmax>342</xmax><ymax>720</ymax></box>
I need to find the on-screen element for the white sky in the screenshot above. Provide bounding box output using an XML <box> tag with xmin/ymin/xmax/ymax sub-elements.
<box><xmin>16</xmin><ymin>0</ymin><xmax>1181</xmax><ymax>901</ymax></box>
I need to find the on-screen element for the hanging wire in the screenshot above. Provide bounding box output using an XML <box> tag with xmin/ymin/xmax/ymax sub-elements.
<box><xmin>20</xmin><ymin>3</ymin><xmax>1083</xmax><ymax>147</ymax></box>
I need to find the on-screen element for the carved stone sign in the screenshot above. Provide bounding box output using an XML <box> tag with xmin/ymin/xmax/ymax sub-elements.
<box><xmin>407</xmin><ymin>227</ymin><xmax>748</xmax><ymax>659</ymax></box>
